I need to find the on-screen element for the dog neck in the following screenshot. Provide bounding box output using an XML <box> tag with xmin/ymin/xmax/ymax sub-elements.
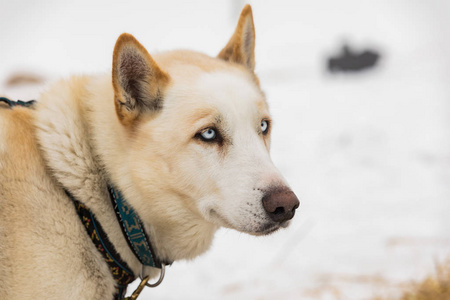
<box><xmin>34</xmin><ymin>75</ymin><xmax>218</xmax><ymax>279</ymax></box>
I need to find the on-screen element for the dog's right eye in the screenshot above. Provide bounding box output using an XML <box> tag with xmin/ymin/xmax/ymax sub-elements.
<box><xmin>196</xmin><ymin>127</ymin><xmax>221</xmax><ymax>143</ymax></box>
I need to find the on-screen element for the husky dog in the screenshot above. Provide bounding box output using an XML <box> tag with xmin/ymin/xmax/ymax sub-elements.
<box><xmin>0</xmin><ymin>5</ymin><xmax>299</xmax><ymax>299</ymax></box>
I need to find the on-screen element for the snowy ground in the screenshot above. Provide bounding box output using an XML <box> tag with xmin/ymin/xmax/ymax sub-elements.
<box><xmin>2</xmin><ymin>1</ymin><xmax>450</xmax><ymax>299</ymax></box>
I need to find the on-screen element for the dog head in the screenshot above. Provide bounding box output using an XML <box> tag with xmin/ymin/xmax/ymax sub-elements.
<box><xmin>111</xmin><ymin>5</ymin><xmax>299</xmax><ymax>237</ymax></box>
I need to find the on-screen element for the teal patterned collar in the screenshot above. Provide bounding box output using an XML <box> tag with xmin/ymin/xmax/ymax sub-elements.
<box><xmin>108</xmin><ymin>186</ymin><xmax>162</xmax><ymax>269</ymax></box>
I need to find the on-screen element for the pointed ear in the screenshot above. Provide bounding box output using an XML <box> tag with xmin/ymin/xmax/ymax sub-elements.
<box><xmin>112</xmin><ymin>33</ymin><xmax>169</xmax><ymax>126</ymax></box>
<box><xmin>218</xmin><ymin>5</ymin><xmax>255</xmax><ymax>71</ymax></box>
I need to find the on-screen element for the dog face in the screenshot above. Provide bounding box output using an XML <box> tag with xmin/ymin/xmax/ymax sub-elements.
<box><xmin>112</xmin><ymin>5</ymin><xmax>299</xmax><ymax>236</ymax></box>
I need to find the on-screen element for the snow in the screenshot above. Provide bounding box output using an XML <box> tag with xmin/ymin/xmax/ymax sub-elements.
<box><xmin>1</xmin><ymin>1</ymin><xmax>450</xmax><ymax>299</ymax></box>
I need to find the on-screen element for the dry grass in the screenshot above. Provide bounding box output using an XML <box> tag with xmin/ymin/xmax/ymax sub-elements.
<box><xmin>376</xmin><ymin>260</ymin><xmax>450</xmax><ymax>300</ymax></box>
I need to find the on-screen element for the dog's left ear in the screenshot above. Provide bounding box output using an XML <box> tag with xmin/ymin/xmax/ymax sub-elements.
<box><xmin>218</xmin><ymin>4</ymin><xmax>256</xmax><ymax>72</ymax></box>
<box><xmin>112</xmin><ymin>33</ymin><xmax>169</xmax><ymax>126</ymax></box>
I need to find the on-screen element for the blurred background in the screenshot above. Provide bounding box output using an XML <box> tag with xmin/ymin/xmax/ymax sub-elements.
<box><xmin>1</xmin><ymin>1</ymin><xmax>450</xmax><ymax>299</ymax></box>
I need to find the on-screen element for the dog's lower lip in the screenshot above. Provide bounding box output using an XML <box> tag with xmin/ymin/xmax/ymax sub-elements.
<box><xmin>280</xmin><ymin>221</ymin><xmax>290</xmax><ymax>228</ymax></box>
<box><xmin>209</xmin><ymin>209</ymin><xmax>283</xmax><ymax>235</ymax></box>
<box><xmin>257</xmin><ymin>223</ymin><xmax>280</xmax><ymax>235</ymax></box>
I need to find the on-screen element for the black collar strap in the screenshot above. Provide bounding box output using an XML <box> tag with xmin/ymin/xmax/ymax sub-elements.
<box><xmin>68</xmin><ymin>191</ymin><xmax>135</xmax><ymax>299</ymax></box>
<box><xmin>67</xmin><ymin>186</ymin><xmax>164</xmax><ymax>299</ymax></box>
<box><xmin>0</xmin><ymin>97</ymin><xmax>36</xmax><ymax>108</ymax></box>
<box><xmin>67</xmin><ymin>186</ymin><xmax>163</xmax><ymax>299</ymax></box>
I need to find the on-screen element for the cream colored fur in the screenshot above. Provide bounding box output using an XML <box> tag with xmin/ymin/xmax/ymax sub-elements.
<box><xmin>0</xmin><ymin>5</ymin><xmax>296</xmax><ymax>299</ymax></box>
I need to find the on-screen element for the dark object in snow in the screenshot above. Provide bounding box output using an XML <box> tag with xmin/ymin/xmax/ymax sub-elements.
<box><xmin>327</xmin><ymin>44</ymin><xmax>380</xmax><ymax>73</ymax></box>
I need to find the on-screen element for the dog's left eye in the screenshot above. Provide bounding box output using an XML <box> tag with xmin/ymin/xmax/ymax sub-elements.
<box><xmin>261</xmin><ymin>120</ymin><xmax>269</xmax><ymax>134</ymax></box>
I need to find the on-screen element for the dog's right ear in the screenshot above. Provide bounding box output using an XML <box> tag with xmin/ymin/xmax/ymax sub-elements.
<box><xmin>112</xmin><ymin>33</ymin><xmax>169</xmax><ymax>126</ymax></box>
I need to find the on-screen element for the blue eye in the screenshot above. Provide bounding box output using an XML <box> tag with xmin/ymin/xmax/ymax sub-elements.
<box><xmin>196</xmin><ymin>127</ymin><xmax>223</xmax><ymax>144</ymax></box>
<box><xmin>200</xmin><ymin>128</ymin><xmax>216</xmax><ymax>141</ymax></box>
<box><xmin>261</xmin><ymin>120</ymin><xmax>269</xmax><ymax>134</ymax></box>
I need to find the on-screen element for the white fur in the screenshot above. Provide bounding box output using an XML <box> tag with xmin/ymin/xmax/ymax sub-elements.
<box><xmin>169</xmin><ymin>70</ymin><xmax>291</xmax><ymax>234</ymax></box>
<box><xmin>0</xmin><ymin>7</ymin><xmax>296</xmax><ymax>298</ymax></box>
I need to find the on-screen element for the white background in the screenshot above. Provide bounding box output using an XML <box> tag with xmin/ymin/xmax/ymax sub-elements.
<box><xmin>1</xmin><ymin>1</ymin><xmax>450</xmax><ymax>299</ymax></box>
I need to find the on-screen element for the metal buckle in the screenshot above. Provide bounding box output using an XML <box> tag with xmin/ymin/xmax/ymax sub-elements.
<box><xmin>144</xmin><ymin>263</ymin><xmax>166</xmax><ymax>288</ymax></box>
<box><xmin>126</xmin><ymin>264</ymin><xmax>166</xmax><ymax>300</ymax></box>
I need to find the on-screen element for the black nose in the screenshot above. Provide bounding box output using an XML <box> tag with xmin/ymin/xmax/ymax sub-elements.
<box><xmin>262</xmin><ymin>187</ymin><xmax>299</xmax><ymax>223</ymax></box>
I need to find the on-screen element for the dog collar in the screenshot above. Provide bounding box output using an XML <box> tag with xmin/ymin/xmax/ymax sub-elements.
<box><xmin>68</xmin><ymin>191</ymin><xmax>136</xmax><ymax>299</ymax></box>
<box><xmin>67</xmin><ymin>186</ymin><xmax>165</xmax><ymax>299</ymax></box>
<box><xmin>108</xmin><ymin>186</ymin><xmax>162</xmax><ymax>269</ymax></box>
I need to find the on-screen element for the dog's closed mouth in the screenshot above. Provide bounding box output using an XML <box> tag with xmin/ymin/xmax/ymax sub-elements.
<box><xmin>257</xmin><ymin>223</ymin><xmax>281</xmax><ymax>235</ymax></box>
<box><xmin>210</xmin><ymin>209</ymin><xmax>282</xmax><ymax>235</ymax></box>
